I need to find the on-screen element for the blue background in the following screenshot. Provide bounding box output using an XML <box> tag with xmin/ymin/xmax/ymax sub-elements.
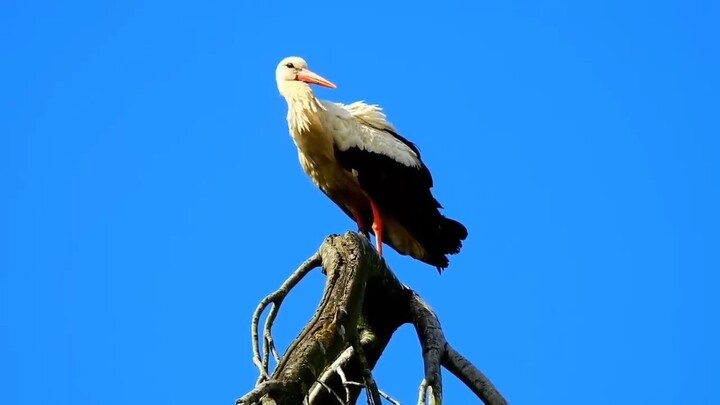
<box><xmin>1</xmin><ymin>0</ymin><xmax>718</xmax><ymax>404</ymax></box>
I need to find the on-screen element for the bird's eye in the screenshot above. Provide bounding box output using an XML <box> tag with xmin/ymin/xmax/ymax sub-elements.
<box><xmin>285</xmin><ymin>63</ymin><xmax>295</xmax><ymax>68</ymax></box>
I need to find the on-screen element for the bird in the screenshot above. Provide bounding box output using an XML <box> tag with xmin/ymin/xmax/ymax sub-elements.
<box><xmin>275</xmin><ymin>56</ymin><xmax>468</xmax><ymax>272</ymax></box>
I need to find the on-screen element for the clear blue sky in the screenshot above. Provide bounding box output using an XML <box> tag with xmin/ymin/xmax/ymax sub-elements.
<box><xmin>1</xmin><ymin>0</ymin><xmax>718</xmax><ymax>404</ymax></box>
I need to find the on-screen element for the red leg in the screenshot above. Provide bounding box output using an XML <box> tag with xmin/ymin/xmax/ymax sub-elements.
<box><xmin>349</xmin><ymin>207</ymin><xmax>366</xmax><ymax>233</ymax></box>
<box><xmin>369</xmin><ymin>199</ymin><xmax>384</xmax><ymax>256</ymax></box>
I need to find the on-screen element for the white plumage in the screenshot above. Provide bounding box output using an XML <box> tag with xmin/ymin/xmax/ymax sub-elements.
<box><xmin>322</xmin><ymin>101</ymin><xmax>422</xmax><ymax>169</ymax></box>
<box><xmin>275</xmin><ymin>56</ymin><xmax>467</xmax><ymax>272</ymax></box>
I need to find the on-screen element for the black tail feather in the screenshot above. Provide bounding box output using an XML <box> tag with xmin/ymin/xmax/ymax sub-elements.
<box><xmin>421</xmin><ymin>215</ymin><xmax>468</xmax><ymax>273</ymax></box>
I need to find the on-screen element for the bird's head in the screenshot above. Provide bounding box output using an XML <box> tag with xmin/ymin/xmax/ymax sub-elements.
<box><xmin>275</xmin><ymin>56</ymin><xmax>336</xmax><ymax>98</ymax></box>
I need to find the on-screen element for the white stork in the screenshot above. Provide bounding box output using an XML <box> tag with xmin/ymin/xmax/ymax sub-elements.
<box><xmin>275</xmin><ymin>56</ymin><xmax>468</xmax><ymax>272</ymax></box>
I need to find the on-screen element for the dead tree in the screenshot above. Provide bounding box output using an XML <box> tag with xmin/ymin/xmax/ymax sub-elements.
<box><xmin>236</xmin><ymin>231</ymin><xmax>507</xmax><ymax>405</ymax></box>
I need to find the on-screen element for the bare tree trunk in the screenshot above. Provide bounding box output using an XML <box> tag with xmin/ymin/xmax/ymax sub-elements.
<box><xmin>237</xmin><ymin>232</ymin><xmax>507</xmax><ymax>405</ymax></box>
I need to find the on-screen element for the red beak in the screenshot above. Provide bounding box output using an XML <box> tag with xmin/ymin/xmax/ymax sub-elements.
<box><xmin>296</xmin><ymin>68</ymin><xmax>337</xmax><ymax>89</ymax></box>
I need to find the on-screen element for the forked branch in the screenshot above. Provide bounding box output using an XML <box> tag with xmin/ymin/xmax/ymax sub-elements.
<box><xmin>251</xmin><ymin>253</ymin><xmax>322</xmax><ymax>382</ymax></box>
<box><xmin>237</xmin><ymin>232</ymin><xmax>507</xmax><ymax>405</ymax></box>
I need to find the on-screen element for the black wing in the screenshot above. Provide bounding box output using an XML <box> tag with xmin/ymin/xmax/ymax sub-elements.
<box><xmin>333</xmin><ymin>128</ymin><xmax>467</xmax><ymax>270</ymax></box>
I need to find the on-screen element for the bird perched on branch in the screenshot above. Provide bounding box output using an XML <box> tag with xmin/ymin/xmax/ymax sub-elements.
<box><xmin>275</xmin><ymin>56</ymin><xmax>468</xmax><ymax>272</ymax></box>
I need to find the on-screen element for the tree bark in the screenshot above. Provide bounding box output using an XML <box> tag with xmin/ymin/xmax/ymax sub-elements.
<box><xmin>237</xmin><ymin>232</ymin><xmax>507</xmax><ymax>405</ymax></box>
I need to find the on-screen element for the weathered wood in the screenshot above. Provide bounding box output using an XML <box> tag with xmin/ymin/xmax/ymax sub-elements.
<box><xmin>237</xmin><ymin>232</ymin><xmax>507</xmax><ymax>405</ymax></box>
<box><xmin>257</xmin><ymin>233</ymin><xmax>375</xmax><ymax>404</ymax></box>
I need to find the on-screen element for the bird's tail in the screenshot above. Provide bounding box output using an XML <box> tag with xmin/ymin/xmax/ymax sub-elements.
<box><xmin>423</xmin><ymin>215</ymin><xmax>468</xmax><ymax>273</ymax></box>
<box><xmin>438</xmin><ymin>216</ymin><xmax>468</xmax><ymax>254</ymax></box>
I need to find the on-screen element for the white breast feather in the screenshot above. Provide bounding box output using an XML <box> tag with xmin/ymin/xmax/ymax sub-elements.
<box><xmin>320</xmin><ymin>101</ymin><xmax>421</xmax><ymax>168</ymax></box>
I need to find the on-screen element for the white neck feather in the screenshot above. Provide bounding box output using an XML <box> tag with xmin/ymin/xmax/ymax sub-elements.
<box><xmin>278</xmin><ymin>82</ymin><xmax>326</xmax><ymax>133</ymax></box>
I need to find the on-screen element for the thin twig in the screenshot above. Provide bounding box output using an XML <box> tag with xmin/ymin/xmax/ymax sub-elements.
<box><xmin>251</xmin><ymin>253</ymin><xmax>321</xmax><ymax>382</ymax></box>
<box><xmin>345</xmin><ymin>381</ymin><xmax>401</xmax><ymax>405</ymax></box>
<box><xmin>378</xmin><ymin>389</ymin><xmax>402</xmax><ymax>405</ymax></box>
<box><xmin>417</xmin><ymin>379</ymin><xmax>429</xmax><ymax>405</ymax></box>
<box><xmin>354</xmin><ymin>341</ymin><xmax>382</xmax><ymax>405</ymax></box>
<box><xmin>307</xmin><ymin>346</ymin><xmax>355</xmax><ymax>403</ymax></box>
<box><xmin>236</xmin><ymin>380</ymin><xmax>282</xmax><ymax>405</ymax></box>
<box><xmin>316</xmin><ymin>379</ymin><xmax>346</xmax><ymax>405</ymax></box>
<box><xmin>417</xmin><ymin>379</ymin><xmax>441</xmax><ymax>405</ymax></box>
<box><xmin>336</xmin><ymin>367</ymin><xmax>352</xmax><ymax>404</ymax></box>
<box><xmin>263</xmin><ymin>305</ymin><xmax>282</xmax><ymax>365</ymax></box>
